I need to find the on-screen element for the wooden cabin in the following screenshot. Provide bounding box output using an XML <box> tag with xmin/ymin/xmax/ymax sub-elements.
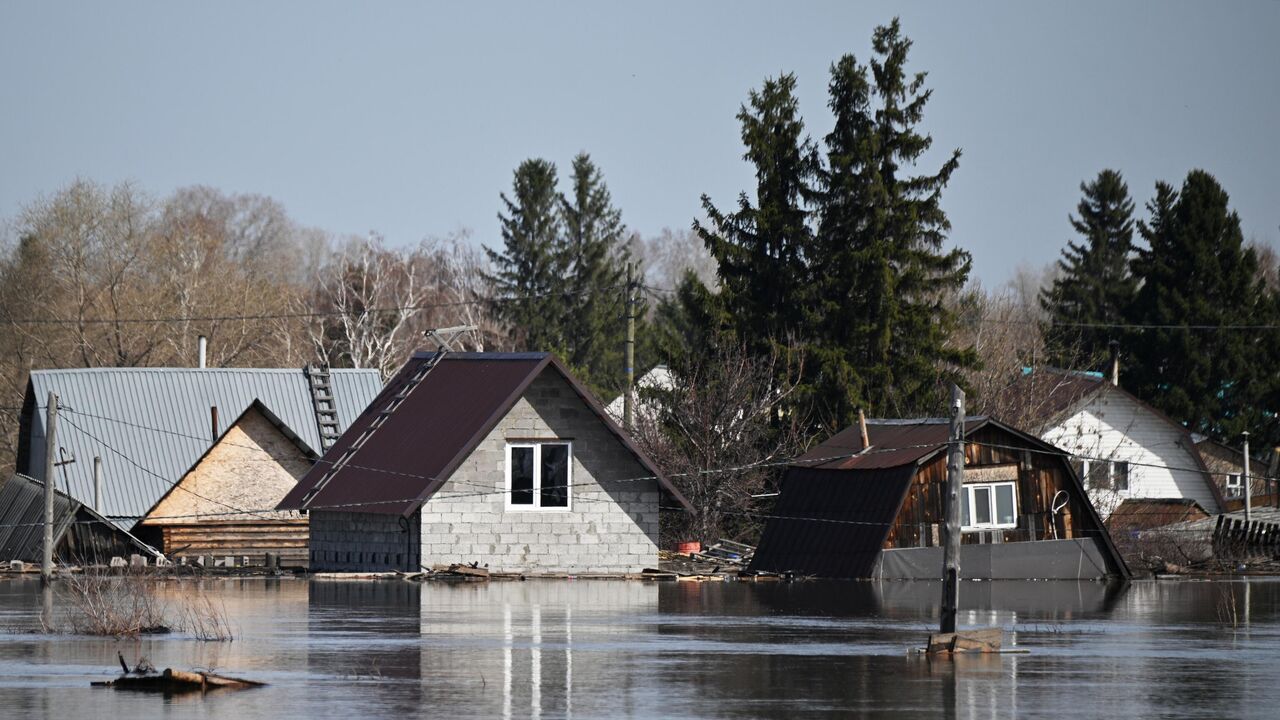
<box><xmin>749</xmin><ymin>416</ymin><xmax>1130</xmax><ymax>580</ymax></box>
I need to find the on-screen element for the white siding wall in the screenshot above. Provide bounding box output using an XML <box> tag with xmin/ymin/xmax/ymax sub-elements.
<box><xmin>1040</xmin><ymin>388</ymin><xmax>1220</xmax><ymax>516</ymax></box>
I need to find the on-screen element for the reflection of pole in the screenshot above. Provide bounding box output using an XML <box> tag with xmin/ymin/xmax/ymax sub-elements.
<box><xmin>42</xmin><ymin>391</ymin><xmax>59</xmax><ymax>585</ymax></box>
<box><xmin>1243</xmin><ymin>432</ymin><xmax>1251</xmax><ymax>523</ymax></box>
<box><xmin>941</xmin><ymin>384</ymin><xmax>964</xmax><ymax>634</ymax></box>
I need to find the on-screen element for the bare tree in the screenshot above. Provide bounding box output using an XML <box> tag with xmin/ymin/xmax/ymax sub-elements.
<box><xmin>630</xmin><ymin>343</ymin><xmax>810</xmax><ymax>545</ymax></box>
<box><xmin>628</xmin><ymin>227</ymin><xmax>718</xmax><ymax>293</ymax></box>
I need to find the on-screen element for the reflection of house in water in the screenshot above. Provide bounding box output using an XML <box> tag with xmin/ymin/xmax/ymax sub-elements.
<box><xmin>417</xmin><ymin>581</ymin><xmax>658</xmax><ymax>719</ymax></box>
<box><xmin>750</xmin><ymin>416</ymin><xmax>1130</xmax><ymax>580</ymax></box>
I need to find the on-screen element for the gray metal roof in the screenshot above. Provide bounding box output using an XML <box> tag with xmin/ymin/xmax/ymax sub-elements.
<box><xmin>0</xmin><ymin>473</ymin><xmax>77</xmax><ymax>562</ymax></box>
<box><xmin>22</xmin><ymin>367</ymin><xmax>383</xmax><ymax>530</ymax></box>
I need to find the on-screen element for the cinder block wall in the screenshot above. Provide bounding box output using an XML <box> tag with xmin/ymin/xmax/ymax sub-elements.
<box><xmin>420</xmin><ymin>370</ymin><xmax>661</xmax><ymax>574</ymax></box>
<box><xmin>309</xmin><ymin>510</ymin><xmax>420</xmax><ymax>571</ymax></box>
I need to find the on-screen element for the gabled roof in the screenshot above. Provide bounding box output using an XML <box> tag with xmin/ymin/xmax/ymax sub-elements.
<box><xmin>279</xmin><ymin>352</ymin><xmax>692</xmax><ymax>516</ymax></box>
<box><xmin>20</xmin><ymin>367</ymin><xmax>382</xmax><ymax>530</ymax></box>
<box><xmin>796</xmin><ymin>416</ymin><xmax>991</xmax><ymax>470</ymax></box>
<box><xmin>0</xmin><ymin>473</ymin><xmax>158</xmax><ymax>562</ymax></box>
<box><xmin>140</xmin><ymin>399</ymin><xmax>318</xmax><ymax>523</ymax></box>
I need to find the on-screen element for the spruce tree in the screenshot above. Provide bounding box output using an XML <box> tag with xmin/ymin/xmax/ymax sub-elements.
<box><xmin>559</xmin><ymin>153</ymin><xmax>630</xmax><ymax>389</ymax></box>
<box><xmin>485</xmin><ymin>159</ymin><xmax>567</xmax><ymax>353</ymax></box>
<box><xmin>1127</xmin><ymin>170</ymin><xmax>1277</xmax><ymax>441</ymax></box>
<box><xmin>1040</xmin><ymin>169</ymin><xmax>1137</xmax><ymax>368</ymax></box>
<box><xmin>695</xmin><ymin>73</ymin><xmax>820</xmax><ymax>356</ymax></box>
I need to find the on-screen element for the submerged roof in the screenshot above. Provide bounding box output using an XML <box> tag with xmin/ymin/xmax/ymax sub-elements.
<box><xmin>279</xmin><ymin>352</ymin><xmax>691</xmax><ymax>516</ymax></box>
<box><xmin>0</xmin><ymin>473</ymin><xmax>157</xmax><ymax>562</ymax></box>
<box><xmin>21</xmin><ymin>367</ymin><xmax>382</xmax><ymax>530</ymax></box>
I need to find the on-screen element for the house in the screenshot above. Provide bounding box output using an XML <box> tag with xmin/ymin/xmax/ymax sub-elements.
<box><xmin>278</xmin><ymin>352</ymin><xmax>693</xmax><ymax>574</ymax></box>
<box><xmin>134</xmin><ymin>401</ymin><xmax>317</xmax><ymax>566</ymax></box>
<box><xmin>604</xmin><ymin>365</ymin><xmax>673</xmax><ymax>424</ymax></box>
<box><xmin>16</xmin><ymin>366</ymin><xmax>382</xmax><ymax>565</ymax></box>
<box><xmin>0</xmin><ymin>473</ymin><xmax>157</xmax><ymax>564</ymax></box>
<box><xmin>748</xmin><ymin>416</ymin><xmax>1130</xmax><ymax>580</ymax></box>
<box><xmin>1194</xmin><ymin>437</ymin><xmax>1276</xmax><ymax>511</ymax></box>
<box><xmin>996</xmin><ymin>368</ymin><xmax>1224</xmax><ymax>518</ymax></box>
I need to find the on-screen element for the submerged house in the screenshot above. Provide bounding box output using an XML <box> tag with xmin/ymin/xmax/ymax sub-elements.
<box><xmin>279</xmin><ymin>352</ymin><xmax>692</xmax><ymax>574</ymax></box>
<box><xmin>998</xmin><ymin>368</ymin><xmax>1224</xmax><ymax>519</ymax></box>
<box><xmin>749</xmin><ymin>416</ymin><xmax>1129</xmax><ymax>580</ymax></box>
<box><xmin>1194</xmin><ymin>437</ymin><xmax>1275</xmax><ymax>510</ymax></box>
<box><xmin>16</xmin><ymin>366</ymin><xmax>382</xmax><ymax>566</ymax></box>
<box><xmin>0</xmin><ymin>473</ymin><xmax>156</xmax><ymax>564</ymax></box>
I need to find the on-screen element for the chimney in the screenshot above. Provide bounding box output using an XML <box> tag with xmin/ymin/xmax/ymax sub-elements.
<box><xmin>857</xmin><ymin>408</ymin><xmax>870</xmax><ymax>450</ymax></box>
<box><xmin>210</xmin><ymin>406</ymin><xmax>219</xmax><ymax>443</ymax></box>
<box><xmin>198</xmin><ymin>335</ymin><xmax>208</xmax><ymax>369</ymax></box>
<box><xmin>1108</xmin><ymin>340</ymin><xmax>1120</xmax><ymax>387</ymax></box>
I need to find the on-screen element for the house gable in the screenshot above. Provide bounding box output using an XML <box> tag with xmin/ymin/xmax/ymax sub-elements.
<box><xmin>140</xmin><ymin>403</ymin><xmax>313</xmax><ymax>526</ymax></box>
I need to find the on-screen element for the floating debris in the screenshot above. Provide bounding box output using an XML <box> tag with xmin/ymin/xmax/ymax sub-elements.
<box><xmin>92</xmin><ymin>668</ymin><xmax>264</xmax><ymax>693</ymax></box>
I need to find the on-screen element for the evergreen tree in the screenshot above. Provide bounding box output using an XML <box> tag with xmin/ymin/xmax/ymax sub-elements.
<box><xmin>1127</xmin><ymin>170</ymin><xmax>1277</xmax><ymax>441</ymax></box>
<box><xmin>559</xmin><ymin>153</ymin><xmax>630</xmax><ymax>389</ymax></box>
<box><xmin>695</xmin><ymin>73</ymin><xmax>820</xmax><ymax>356</ymax></box>
<box><xmin>1040</xmin><ymin>169</ymin><xmax>1137</xmax><ymax>367</ymax></box>
<box><xmin>485</xmin><ymin>159</ymin><xmax>567</xmax><ymax>353</ymax></box>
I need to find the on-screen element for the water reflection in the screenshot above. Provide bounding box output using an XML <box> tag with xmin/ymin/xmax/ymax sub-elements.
<box><xmin>2</xmin><ymin>577</ymin><xmax>1280</xmax><ymax>718</ymax></box>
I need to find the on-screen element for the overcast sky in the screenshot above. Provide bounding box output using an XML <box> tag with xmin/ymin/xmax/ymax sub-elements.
<box><xmin>2</xmin><ymin>1</ymin><xmax>1277</xmax><ymax>288</ymax></box>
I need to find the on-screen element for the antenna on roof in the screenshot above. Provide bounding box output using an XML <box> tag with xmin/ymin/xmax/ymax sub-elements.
<box><xmin>424</xmin><ymin>325</ymin><xmax>477</xmax><ymax>353</ymax></box>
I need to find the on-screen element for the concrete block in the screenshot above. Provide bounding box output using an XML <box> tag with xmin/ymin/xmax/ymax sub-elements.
<box><xmin>129</xmin><ymin>554</ymin><xmax>148</xmax><ymax>568</ymax></box>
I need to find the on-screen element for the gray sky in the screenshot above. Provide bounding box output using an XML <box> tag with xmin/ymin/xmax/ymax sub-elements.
<box><xmin>2</xmin><ymin>1</ymin><xmax>1277</xmax><ymax>288</ymax></box>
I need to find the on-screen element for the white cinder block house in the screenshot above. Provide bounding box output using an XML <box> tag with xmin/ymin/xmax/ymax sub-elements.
<box><xmin>1000</xmin><ymin>369</ymin><xmax>1223</xmax><ymax>518</ymax></box>
<box><xmin>279</xmin><ymin>352</ymin><xmax>691</xmax><ymax>574</ymax></box>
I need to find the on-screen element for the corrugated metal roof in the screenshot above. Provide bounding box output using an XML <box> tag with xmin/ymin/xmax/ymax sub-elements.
<box><xmin>279</xmin><ymin>352</ymin><xmax>692</xmax><ymax>516</ymax></box>
<box><xmin>21</xmin><ymin>367</ymin><xmax>383</xmax><ymax>530</ymax></box>
<box><xmin>795</xmin><ymin>417</ymin><xmax>990</xmax><ymax>470</ymax></box>
<box><xmin>0</xmin><ymin>473</ymin><xmax>78</xmax><ymax>562</ymax></box>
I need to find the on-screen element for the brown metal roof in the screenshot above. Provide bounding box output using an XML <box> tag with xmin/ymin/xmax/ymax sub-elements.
<box><xmin>1106</xmin><ymin>498</ymin><xmax>1210</xmax><ymax>531</ymax></box>
<box><xmin>794</xmin><ymin>417</ymin><xmax>987</xmax><ymax>471</ymax></box>
<box><xmin>278</xmin><ymin>352</ymin><xmax>690</xmax><ymax>516</ymax></box>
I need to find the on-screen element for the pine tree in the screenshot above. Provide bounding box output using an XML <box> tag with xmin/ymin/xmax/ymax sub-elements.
<box><xmin>485</xmin><ymin>159</ymin><xmax>567</xmax><ymax>353</ymax></box>
<box><xmin>695</xmin><ymin>73</ymin><xmax>820</xmax><ymax>356</ymax></box>
<box><xmin>1127</xmin><ymin>170</ymin><xmax>1276</xmax><ymax>441</ymax></box>
<box><xmin>1040</xmin><ymin>169</ymin><xmax>1137</xmax><ymax>368</ymax></box>
<box><xmin>559</xmin><ymin>153</ymin><xmax>630</xmax><ymax>389</ymax></box>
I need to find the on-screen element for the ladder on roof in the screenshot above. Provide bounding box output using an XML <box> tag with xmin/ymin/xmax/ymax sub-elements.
<box><xmin>299</xmin><ymin>326</ymin><xmax>477</xmax><ymax>509</ymax></box>
<box><xmin>304</xmin><ymin>364</ymin><xmax>342</xmax><ymax>452</ymax></box>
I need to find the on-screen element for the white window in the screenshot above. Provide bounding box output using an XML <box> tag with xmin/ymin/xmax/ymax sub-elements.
<box><xmin>961</xmin><ymin>482</ymin><xmax>1018</xmax><ymax>531</ymax></box>
<box><xmin>506</xmin><ymin>442</ymin><xmax>572</xmax><ymax>510</ymax></box>
<box><xmin>1111</xmin><ymin>461</ymin><xmax>1130</xmax><ymax>492</ymax></box>
<box><xmin>1226</xmin><ymin>473</ymin><xmax>1243</xmax><ymax>498</ymax></box>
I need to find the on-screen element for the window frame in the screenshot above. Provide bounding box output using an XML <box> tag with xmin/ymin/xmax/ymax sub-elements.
<box><xmin>504</xmin><ymin>441</ymin><xmax>574</xmax><ymax>512</ymax></box>
<box><xmin>961</xmin><ymin>481</ymin><xmax>1019</xmax><ymax>532</ymax></box>
<box><xmin>1111</xmin><ymin>461</ymin><xmax>1130</xmax><ymax>492</ymax></box>
<box><xmin>1226</xmin><ymin>473</ymin><xmax>1243</xmax><ymax>498</ymax></box>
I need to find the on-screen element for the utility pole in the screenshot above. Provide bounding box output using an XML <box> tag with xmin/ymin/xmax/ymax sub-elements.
<box><xmin>93</xmin><ymin>456</ymin><xmax>103</xmax><ymax>514</ymax></box>
<box><xmin>42</xmin><ymin>391</ymin><xmax>59</xmax><ymax>585</ymax></box>
<box><xmin>941</xmin><ymin>384</ymin><xmax>964</xmax><ymax>635</ymax></box>
<box><xmin>1243</xmin><ymin>432</ymin><xmax>1251</xmax><ymax>523</ymax></box>
<box><xmin>623</xmin><ymin>262</ymin><xmax>636</xmax><ymax>431</ymax></box>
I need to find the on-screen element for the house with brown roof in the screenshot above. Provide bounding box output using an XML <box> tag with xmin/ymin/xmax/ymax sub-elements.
<box><xmin>278</xmin><ymin>352</ymin><xmax>692</xmax><ymax>575</ymax></box>
<box><xmin>996</xmin><ymin>369</ymin><xmax>1224</xmax><ymax>518</ymax></box>
<box><xmin>748</xmin><ymin>416</ymin><xmax>1129</xmax><ymax>580</ymax></box>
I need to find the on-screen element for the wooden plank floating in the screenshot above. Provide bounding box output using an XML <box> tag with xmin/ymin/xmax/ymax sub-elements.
<box><xmin>926</xmin><ymin>628</ymin><xmax>1003</xmax><ymax>655</ymax></box>
<box><xmin>92</xmin><ymin>668</ymin><xmax>265</xmax><ymax>693</ymax></box>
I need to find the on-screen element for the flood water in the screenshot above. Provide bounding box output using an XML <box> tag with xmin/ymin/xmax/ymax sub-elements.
<box><xmin>1</xmin><ymin>576</ymin><xmax>1277</xmax><ymax>719</ymax></box>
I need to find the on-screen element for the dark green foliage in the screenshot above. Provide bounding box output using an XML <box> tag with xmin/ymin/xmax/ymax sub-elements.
<box><xmin>1041</xmin><ymin>170</ymin><xmax>1137</xmax><ymax>367</ymax></box>
<box><xmin>695</xmin><ymin>72</ymin><xmax>821</xmax><ymax>357</ymax></box>
<box><xmin>1127</xmin><ymin>170</ymin><xmax>1279</xmax><ymax>443</ymax></box>
<box><xmin>486</xmin><ymin>159</ymin><xmax>566</xmax><ymax>354</ymax></box>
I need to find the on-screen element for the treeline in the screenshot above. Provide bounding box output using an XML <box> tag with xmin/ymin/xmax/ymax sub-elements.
<box><xmin>1039</xmin><ymin>168</ymin><xmax>1280</xmax><ymax>445</ymax></box>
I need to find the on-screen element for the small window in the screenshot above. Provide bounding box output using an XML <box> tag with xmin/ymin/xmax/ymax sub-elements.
<box><xmin>962</xmin><ymin>481</ymin><xmax>1018</xmax><ymax>531</ymax></box>
<box><xmin>1226</xmin><ymin>473</ymin><xmax>1243</xmax><ymax>498</ymax></box>
<box><xmin>506</xmin><ymin>442</ymin><xmax>573</xmax><ymax>510</ymax></box>
<box><xmin>1111</xmin><ymin>461</ymin><xmax>1130</xmax><ymax>492</ymax></box>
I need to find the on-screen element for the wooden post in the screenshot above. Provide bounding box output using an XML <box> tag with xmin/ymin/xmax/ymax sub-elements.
<box><xmin>941</xmin><ymin>384</ymin><xmax>964</xmax><ymax>635</ymax></box>
<box><xmin>1243</xmin><ymin>432</ymin><xmax>1251</xmax><ymax>523</ymax></box>
<box><xmin>42</xmin><ymin>391</ymin><xmax>59</xmax><ymax>585</ymax></box>
<box><xmin>623</xmin><ymin>262</ymin><xmax>636</xmax><ymax>431</ymax></box>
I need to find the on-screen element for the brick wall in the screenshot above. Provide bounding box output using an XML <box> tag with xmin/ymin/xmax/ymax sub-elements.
<box><xmin>309</xmin><ymin>509</ymin><xmax>420</xmax><ymax>571</ymax></box>
<box><xmin>420</xmin><ymin>369</ymin><xmax>661</xmax><ymax>574</ymax></box>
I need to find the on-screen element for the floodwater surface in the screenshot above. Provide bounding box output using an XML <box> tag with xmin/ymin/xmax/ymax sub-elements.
<box><xmin>0</xmin><ymin>576</ymin><xmax>1277</xmax><ymax>718</ymax></box>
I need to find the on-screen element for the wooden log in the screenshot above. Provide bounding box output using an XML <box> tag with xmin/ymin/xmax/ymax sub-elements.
<box><xmin>926</xmin><ymin>628</ymin><xmax>1003</xmax><ymax>654</ymax></box>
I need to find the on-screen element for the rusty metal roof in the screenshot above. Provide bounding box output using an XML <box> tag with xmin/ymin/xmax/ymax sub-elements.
<box><xmin>794</xmin><ymin>417</ymin><xmax>989</xmax><ymax>470</ymax></box>
<box><xmin>278</xmin><ymin>352</ymin><xmax>690</xmax><ymax>516</ymax></box>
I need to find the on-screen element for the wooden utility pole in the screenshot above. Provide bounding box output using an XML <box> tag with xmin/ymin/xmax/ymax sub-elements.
<box><xmin>941</xmin><ymin>384</ymin><xmax>964</xmax><ymax>635</ymax></box>
<box><xmin>42</xmin><ymin>391</ymin><xmax>59</xmax><ymax>585</ymax></box>
<box><xmin>623</xmin><ymin>262</ymin><xmax>636</xmax><ymax>431</ymax></box>
<box><xmin>1243</xmin><ymin>432</ymin><xmax>1251</xmax><ymax>523</ymax></box>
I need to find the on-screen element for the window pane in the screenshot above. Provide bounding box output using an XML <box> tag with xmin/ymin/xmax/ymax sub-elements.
<box><xmin>540</xmin><ymin>444</ymin><xmax>570</xmax><ymax>507</ymax></box>
<box><xmin>960</xmin><ymin>491</ymin><xmax>971</xmax><ymax>527</ymax></box>
<box><xmin>511</xmin><ymin>446</ymin><xmax>534</xmax><ymax>505</ymax></box>
<box><xmin>1113</xmin><ymin>461</ymin><xmax>1130</xmax><ymax>492</ymax></box>
<box><xmin>974</xmin><ymin>487</ymin><xmax>992</xmax><ymax>525</ymax></box>
<box><xmin>995</xmin><ymin>484</ymin><xmax>1016</xmax><ymax>525</ymax></box>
